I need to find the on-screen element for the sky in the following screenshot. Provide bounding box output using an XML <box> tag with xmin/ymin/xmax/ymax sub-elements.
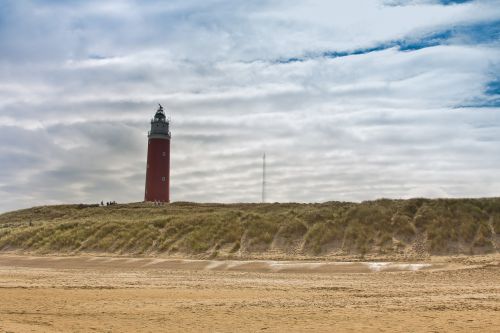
<box><xmin>0</xmin><ymin>0</ymin><xmax>499</xmax><ymax>212</ymax></box>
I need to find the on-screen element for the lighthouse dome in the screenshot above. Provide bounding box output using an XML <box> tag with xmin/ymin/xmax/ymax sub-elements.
<box><xmin>154</xmin><ymin>104</ymin><xmax>166</xmax><ymax>121</ymax></box>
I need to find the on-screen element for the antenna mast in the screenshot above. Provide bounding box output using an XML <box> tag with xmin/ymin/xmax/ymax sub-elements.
<box><xmin>262</xmin><ymin>153</ymin><xmax>266</xmax><ymax>203</ymax></box>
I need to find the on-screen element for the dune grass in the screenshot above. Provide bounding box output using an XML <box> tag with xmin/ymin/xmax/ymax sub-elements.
<box><xmin>0</xmin><ymin>198</ymin><xmax>498</xmax><ymax>258</ymax></box>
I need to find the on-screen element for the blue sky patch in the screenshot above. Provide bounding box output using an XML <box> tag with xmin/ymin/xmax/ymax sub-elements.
<box><xmin>437</xmin><ymin>0</ymin><xmax>474</xmax><ymax>5</ymax></box>
<box><xmin>277</xmin><ymin>19</ymin><xmax>499</xmax><ymax>64</ymax></box>
<box><xmin>486</xmin><ymin>78</ymin><xmax>500</xmax><ymax>96</ymax></box>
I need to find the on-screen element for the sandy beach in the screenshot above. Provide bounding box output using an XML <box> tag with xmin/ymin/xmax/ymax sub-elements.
<box><xmin>0</xmin><ymin>254</ymin><xmax>498</xmax><ymax>332</ymax></box>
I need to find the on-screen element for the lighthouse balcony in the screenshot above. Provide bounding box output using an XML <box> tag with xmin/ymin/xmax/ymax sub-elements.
<box><xmin>148</xmin><ymin>129</ymin><xmax>171</xmax><ymax>138</ymax></box>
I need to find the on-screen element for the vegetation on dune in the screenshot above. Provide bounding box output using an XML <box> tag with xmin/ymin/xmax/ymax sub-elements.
<box><xmin>0</xmin><ymin>198</ymin><xmax>498</xmax><ymax>258</ymax></box>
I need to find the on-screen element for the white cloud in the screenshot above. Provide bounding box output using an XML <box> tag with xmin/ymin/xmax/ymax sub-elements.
<box><xmin>0</xmin><ymin>0</ymin><xmax>499</xmax><ymax>212</ymax></box>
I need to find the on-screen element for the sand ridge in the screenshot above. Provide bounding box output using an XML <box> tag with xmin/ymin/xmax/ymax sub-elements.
<box><xmin>0</xmin><ymin>254</ymin><xmax>446</xmax><ymax>274</ymax></box>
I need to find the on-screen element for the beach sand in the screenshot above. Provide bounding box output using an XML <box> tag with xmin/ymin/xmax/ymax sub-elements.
<box><xmin>0</xmin><ymin>254</ymin><xmax>498</xmax><ymax>332</ymax></box>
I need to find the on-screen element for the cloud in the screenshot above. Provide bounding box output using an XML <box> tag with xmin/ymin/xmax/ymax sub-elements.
<box><xmin>0</xmin><ymin>0</ymin><xmax>499</xmax><ymax>212</ymax></box>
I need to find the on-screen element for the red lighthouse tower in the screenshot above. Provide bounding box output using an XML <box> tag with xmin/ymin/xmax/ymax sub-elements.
<box><xmin>144</xmin><ymin>104</ymin><xmax>171</xmax><ymax>202</ymax></box>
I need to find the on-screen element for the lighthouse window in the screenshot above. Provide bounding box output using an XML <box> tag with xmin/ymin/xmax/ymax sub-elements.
<box><xmin>162</xmin><ymin>177</ymin><xmax>166</xmax><ymax>182</ymax></box>
<box><xmin>162</xmin><ymin>152</ymin><xmax>166</xmax><ymax>156</ymax></box>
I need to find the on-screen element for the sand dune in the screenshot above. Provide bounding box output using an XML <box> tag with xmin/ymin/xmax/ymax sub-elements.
<box><xmin>1</xmin><ymin>199</ymin><xmax>498</xmax><ymax>259</ymax></box>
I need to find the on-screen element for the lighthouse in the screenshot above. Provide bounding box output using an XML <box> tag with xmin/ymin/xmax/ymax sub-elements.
<box><xmin>144</xmin><ymin>104</ymin><xmax>171</xmax><ymax>202</ymax></box>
